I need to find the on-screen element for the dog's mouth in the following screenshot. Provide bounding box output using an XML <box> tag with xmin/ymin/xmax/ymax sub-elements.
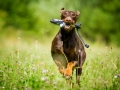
<box><xmin>65</xmin><ymin>24</ymin><xmax>70</xmax><ymax>29</ymax></box>
<box><xmin>64</xmin><ymin>23</ymin><xmax>75</xmax><ymax>31</ymax></box>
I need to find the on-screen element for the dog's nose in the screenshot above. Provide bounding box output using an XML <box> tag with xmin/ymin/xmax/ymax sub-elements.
<box><xmin>65</xmin><ymin>17</ymin><xmax>72</xmax><ymax>22</ymax></box>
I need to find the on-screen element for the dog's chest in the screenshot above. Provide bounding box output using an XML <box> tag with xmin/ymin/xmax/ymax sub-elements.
<box><xmin>62</xmin><ymin>36</ymin><xmax>76</xmax><ymax>53</ymax></box>
<box><xmin>61</xmin><ymin>29</ymin><xmax>78</xmax><ymax>57</ymax></box>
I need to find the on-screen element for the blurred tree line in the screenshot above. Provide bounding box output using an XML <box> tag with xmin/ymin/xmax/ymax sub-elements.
<box><xmin>0</xmin><ymin>0</ymin><xmax>39</xmax><ymax>30</ymax></box>
<box><xmin>79</xmin><ymin>0</ymin><xmax>120</xmax><ymax>46</ymax></box>
<box><xmin>0</xmin><ymin>0</ymin><xmax>120</xmax><ymax>45</ymax></box>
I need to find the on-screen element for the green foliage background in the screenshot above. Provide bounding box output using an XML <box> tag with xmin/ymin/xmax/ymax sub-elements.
<box><xmin>0</xmin><ymin>0</ymin><xmax>120</xmax><ymax>45</ymax></box>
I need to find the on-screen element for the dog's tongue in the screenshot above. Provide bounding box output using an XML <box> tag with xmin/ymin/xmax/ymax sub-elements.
<box><xmin>65</xmin><ymin>25</ymin><xmax>70</xmax><ymax>29</ymax></box>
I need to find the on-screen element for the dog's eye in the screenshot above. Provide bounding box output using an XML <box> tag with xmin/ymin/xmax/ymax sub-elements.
<box><xmin>71</xmin><ymin>13</ymin><xmax>76</xmax><ymax>17</ymax></box>
<box><xmin>63</xmin><ymin>12</ymin><xmax>68</xmax><ymax>16</ymax></box>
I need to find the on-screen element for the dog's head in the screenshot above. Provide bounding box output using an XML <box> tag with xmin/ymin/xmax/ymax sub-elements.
<box><xmin>60</xmin><ymin>8</ymin><xmax>80</xmax><ymax>31</ymax></box>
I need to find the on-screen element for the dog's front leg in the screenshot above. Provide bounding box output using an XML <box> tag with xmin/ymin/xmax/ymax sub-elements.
<box><xmin>51</xmin><ymin>31</ymin><xmax>68</xmax><ymax>73</ymax></box>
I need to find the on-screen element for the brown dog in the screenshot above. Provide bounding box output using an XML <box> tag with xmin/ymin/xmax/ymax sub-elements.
<box><xmin>51</xmin><ymin>8</ymin><xmax>86</xmax><ymax>85</ymax></box>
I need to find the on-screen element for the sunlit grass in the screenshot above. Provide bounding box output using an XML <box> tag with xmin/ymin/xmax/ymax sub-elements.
<box><xmin>0</xmin><ymin>39</ymin><xmax>120</xmax><ymax>90</ymax></box>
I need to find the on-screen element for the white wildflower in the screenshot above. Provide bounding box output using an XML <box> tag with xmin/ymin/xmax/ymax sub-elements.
<box><xmin>46</xmin><ymin>80</ymin><xmax>50</xmax><ymax>84</ymax></box>
<box><xmin>53</xmin><ymin>80</ymin><xmax>57</xmax><ymax>85</ymax></box>
<box><xmin>42</xmin><ymin>69</ymin><xmax>48</xmax><ymax>74</ymax></box>
<box><xmin>114</xmin><ymin>75</ymin><xmax>118</xmax><ymax>78</ymax></box>
<box><xmin>41</xmin><ymin>77</ymin><xmax>45</xmax><ymax>81</ymax></box>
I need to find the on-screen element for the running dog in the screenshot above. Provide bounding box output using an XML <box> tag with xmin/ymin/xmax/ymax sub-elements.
<box><xmin>51</xmin><ymin>8</ymin><xmax>86</xmax><ymax>85</ymax></box>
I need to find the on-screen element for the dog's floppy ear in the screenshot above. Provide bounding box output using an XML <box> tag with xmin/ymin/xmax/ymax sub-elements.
<box><xmin>76</xmin><ymin>11</ymin><xmax>80</xmax><ymax>16</ymax></box>
<box><xmin>61</xmin><ymin>8</ymin><xmax>65</xmax><ymax>13</ymax></box>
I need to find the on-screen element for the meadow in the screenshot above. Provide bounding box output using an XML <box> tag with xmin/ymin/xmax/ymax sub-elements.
<box><xmin>0</xmin><ymin>39</ymin><xmax>120</xmax><ymax>90</ymax></box>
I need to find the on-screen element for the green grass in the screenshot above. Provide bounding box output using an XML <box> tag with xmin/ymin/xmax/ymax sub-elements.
<box><xmin>0</xmin><ymin>40</ymin><xmax>120</xmax><ymax>90</ymax></box>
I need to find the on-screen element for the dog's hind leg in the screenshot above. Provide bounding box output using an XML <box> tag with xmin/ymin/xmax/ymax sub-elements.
<box><xmin>76</xmin><ymin>50</ymin><xmax>86</xmax><ymax>86</ymax></box>
<box><xmin>76</xmin><ymin>67</ymin><xmax>82</xmax><ymax>86</ymax></box>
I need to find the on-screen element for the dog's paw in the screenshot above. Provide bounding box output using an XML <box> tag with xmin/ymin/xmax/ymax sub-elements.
<box><xmin>59</xmin><ymin>61</ymin><xmax>77</xmax><ymax>79</ymax></box>
<box><xmin>64</xmin><ymin>61</ymin><xmax>77</xmax><ymax>76</ymax></box>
